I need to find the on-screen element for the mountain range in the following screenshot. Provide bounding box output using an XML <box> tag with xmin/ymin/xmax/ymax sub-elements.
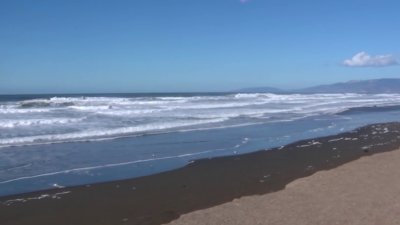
<box><xmin>236</xmin><ymin>78</ymin><xmax>400</xmax><ymax>94</ymax></box>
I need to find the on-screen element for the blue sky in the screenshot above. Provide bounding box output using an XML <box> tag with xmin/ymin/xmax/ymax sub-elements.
<box><xmin>1</xmin><ymin>0</ymin><xmax>400</xmax><ymax>94</ymax></box>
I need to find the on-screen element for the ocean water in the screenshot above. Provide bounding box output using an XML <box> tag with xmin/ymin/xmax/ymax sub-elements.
<box><xmin>1</xmin><ymin>92</ymin><xmax>400</xmax><ymax>196</ymax></box>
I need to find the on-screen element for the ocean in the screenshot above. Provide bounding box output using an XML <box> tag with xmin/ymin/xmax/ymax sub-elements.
<box><xmin>1</xmin><ymin>92</ymin><xmax>400</xmax><ymax>196</ymax></box>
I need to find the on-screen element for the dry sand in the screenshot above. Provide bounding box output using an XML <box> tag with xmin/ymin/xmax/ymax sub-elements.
<box><xmin>168</xmin><ymin>148</ymin><xmax>400</xmax><ymax>225</ymax></box>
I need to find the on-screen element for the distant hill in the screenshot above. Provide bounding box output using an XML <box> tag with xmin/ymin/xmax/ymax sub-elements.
<box><xmin>297</xmin><ymin>79</ymin><xmax>400</xmax><ymax>94</ymax></box>
<box><xmin>234</xmin><ymin>86</ymin><xmax>284</xmax><ymax>93</ymax></box>
<box><xmin>236</xmin><ymin>79</ymin><xmax>400</xmax><ymax>94</ymax></box>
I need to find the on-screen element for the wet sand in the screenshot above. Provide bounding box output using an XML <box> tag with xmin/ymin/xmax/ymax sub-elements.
<box><xmin>1</xmin><ymin>122</ymin><xmax>400</xmax><ymax>225</ymax></box>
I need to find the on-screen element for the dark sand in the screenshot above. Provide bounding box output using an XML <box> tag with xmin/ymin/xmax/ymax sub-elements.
<box><xmin>1</xmin><ymin>122</ymin><xmax>400</xmax><ymax>225</ymax></box>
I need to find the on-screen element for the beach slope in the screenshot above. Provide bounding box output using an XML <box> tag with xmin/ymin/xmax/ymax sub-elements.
<box><xmin>169</xmin><ymin>144</ymin><xmax>400</xmax><ymax>225</ymax></box>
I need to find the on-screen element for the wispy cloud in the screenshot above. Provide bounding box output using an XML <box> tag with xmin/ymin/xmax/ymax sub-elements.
<box><xmin>343</xmin><ymin>51</ymin><xmax>398</xmax><ymax>67</ymax></box>
<box><xmin>239</xmin><ymin>0</ymin><xmax>251</xmax><ymax>3</ymax></box>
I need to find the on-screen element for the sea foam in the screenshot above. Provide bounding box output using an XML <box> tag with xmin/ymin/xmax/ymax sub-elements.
<box><xmin>1</xmin><ymin>93</ymin><xmax>400</xmax><ymax>148</ymax></box>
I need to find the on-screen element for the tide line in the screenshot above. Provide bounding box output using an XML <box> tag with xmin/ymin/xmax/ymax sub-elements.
<box><xmin>0</xmin><ymin>147</ymin><xmax>232</xmax><ymax>185</ymax></box>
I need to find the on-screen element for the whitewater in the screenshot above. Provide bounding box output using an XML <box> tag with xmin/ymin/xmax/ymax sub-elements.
<box><xmin>1</xmin><ymin>93</ymin><xmax>400</xmax><ymax>148</ymax></box>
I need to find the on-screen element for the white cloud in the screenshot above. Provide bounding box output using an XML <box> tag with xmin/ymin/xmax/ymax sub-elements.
<box><xmin>343</xmin><ymin>51</ymin><xmax>398</xmax><ymax>67</ymax></box>
<box><xmin>239</xmin><ymin>0</ymin><xmax>250</xmax><ymax>3</ymax></box>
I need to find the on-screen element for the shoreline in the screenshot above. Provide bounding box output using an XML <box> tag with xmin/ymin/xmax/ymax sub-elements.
<box><xmin>1</xmin><ymin>122</ymin><xmax>400</xmax><ymax>225</ymax></box>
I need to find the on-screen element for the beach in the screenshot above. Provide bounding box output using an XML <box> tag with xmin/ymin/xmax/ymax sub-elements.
<box><xmin>169</xmin><ymin>142</ymin><xmax>400</xmax><ymax>225</ymax></box>
<box><xmin>3</xmin><ymin>0</ymin><xmax>400</xmax><ymax>224</ymax></box>
<box><xmin>1</xmin><ymin>122</ymin><xmax>400</xmax><ymax>225</ymax></box>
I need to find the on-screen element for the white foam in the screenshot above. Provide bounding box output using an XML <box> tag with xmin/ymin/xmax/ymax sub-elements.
<box><xmin>0</xmin><ymin>107</ymin><xmax>54</xmax><ymax>114</ymax></box>
<box><xmin>2</xmin><ymin>93</ymin><xmax>400</xmax><ymax>147</ymax></box>
<box><xmin>2</xmin><ymin>191</ymin><xmax>71</xmax><ymax>206</ymax></box>
<box><xmin>0</xmin><ymin>118</ymin><xmax>85</xmax><ymax>128</ymax></box>
<box><xmin>0</xmin><ymin>118</ymin><xmax>228</xmax><ymax>148</ymax></box>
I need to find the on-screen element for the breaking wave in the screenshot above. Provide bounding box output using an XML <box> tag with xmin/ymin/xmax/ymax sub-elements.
<box><xmin>1</xmin><ymin>93</ymin><xmax>400</xmax><ymax>148</ymax></box>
